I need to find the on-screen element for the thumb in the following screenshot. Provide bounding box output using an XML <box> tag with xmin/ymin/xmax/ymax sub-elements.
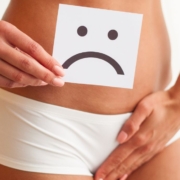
<box><xmin>117</xmin><ymin>101</ymin><xmax>152</xmax><ymax>144</ymax></box>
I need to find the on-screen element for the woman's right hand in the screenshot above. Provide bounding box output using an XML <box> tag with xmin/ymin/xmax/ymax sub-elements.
<box><xmin>0</xmin><ymin>20</ymin><xmax>65</xmax><ymax>88</ymax></box>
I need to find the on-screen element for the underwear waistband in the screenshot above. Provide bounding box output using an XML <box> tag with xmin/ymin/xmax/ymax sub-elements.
<box><xmin>0</xmin><ymin>88</ymin><xmax>132</xmax><ymax>124</ymax></box>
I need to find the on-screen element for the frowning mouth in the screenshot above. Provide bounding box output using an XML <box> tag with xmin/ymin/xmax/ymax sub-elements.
<box><xmin>62</xmin><ymin>51</ymin><xmax>124</xmax><ymax>75</ymax></box>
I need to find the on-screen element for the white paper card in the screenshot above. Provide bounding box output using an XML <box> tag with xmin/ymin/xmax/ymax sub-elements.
<box><xmin>53</xmin><ymin>4</ymin><xmax>143</xmax><ymax>89</ymax></box>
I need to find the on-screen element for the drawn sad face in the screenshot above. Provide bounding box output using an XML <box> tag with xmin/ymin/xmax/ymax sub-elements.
<box><xmin>62</xmin><ymin>26</ymin><xmax>124</xmax><ymax>75</ymax></box>
<box><xmin>53</xmin><ymin>4</ymin><xmax>143</xmax><ymax>88</ymax></box>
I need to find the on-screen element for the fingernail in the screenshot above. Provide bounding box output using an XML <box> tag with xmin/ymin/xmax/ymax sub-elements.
<box><xmin>40</xmin><ymin>81</ymin><xmax>48</xmax><ymax>86</ymax></box>
<box><xmin>118</xmin><ymin>131</ymin><xmax>128</xmax><ymax>144</ymax></box>
<box><xmin>53</xmin><ymin>77</ymin><xmax>64</xmax><ymax>86</ymax></box>
<box><xmin>120</xmin><ymin>174</ymin><xmax>128</xmax><ymax>180</ymax></box>
<box><xmin>53</xmin><ymin>65</ymin><xmax>65</xmax><ymax>76</ymax></box>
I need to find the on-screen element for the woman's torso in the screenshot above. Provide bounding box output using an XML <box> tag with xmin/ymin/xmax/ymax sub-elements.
<box><xmin>1</xmin><ymin>0</ymin><xmax>172</xmax><ymax>114</ymax></box>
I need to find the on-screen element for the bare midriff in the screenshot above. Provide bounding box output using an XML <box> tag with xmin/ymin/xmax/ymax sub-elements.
<box><xmin>2</xmin><ymin>0</ymin><xmax>172</xmax><ymax>114</ymax></box>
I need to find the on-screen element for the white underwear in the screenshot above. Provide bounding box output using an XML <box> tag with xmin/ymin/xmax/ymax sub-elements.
<box><xmin>0</xmin><ymin>88</ymin><xmax>180</xmax><ymax>176</ymax></box>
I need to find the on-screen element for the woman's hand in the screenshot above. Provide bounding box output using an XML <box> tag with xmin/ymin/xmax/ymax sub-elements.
<box><xmin>95</xmin><ymin>89</ymin><xmax>180</xmax><ymax>180</ymax></box>
<box><xmin>0</xmin><ymin>20</ymin><xmax>65</xmax><ymax>88</ymax></box>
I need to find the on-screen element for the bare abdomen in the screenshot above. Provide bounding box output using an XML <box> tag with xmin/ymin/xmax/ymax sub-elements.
<box><xmin>2</xmin><ymin>0</ymin><xmax>172</xmax><ymax>114</ymax></box>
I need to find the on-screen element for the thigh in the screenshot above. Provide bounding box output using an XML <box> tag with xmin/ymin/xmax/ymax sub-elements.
<box><xmin>1</xmin><ymin>141</ymin><xmax>180</xmax><ymax>180</ymax></box>
<box><xmin>127</xmin><ymin>138</ymin><xmax>180</xmax><ymax>180</ymax></box>
<box><xmin>0</xmin><ymin>165</ymin><xmax>93</xmax><ymax>180</ymax></box>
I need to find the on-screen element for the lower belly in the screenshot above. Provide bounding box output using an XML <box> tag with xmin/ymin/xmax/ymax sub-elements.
<box><xmin>2</xmin><ymin>0</ymin><xmax>172</xmax><ymax>114</ymax></box>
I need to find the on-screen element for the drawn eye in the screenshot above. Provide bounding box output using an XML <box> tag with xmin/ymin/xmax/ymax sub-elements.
<box><xmin>77</xmin><ymin>26</ymin><xmax>88</xmax><ymax>37</ymax></box>
<box><xmin>108</xmin><ymin>30</ymin><xmax>118</xmax><ymax>40</ymax></box>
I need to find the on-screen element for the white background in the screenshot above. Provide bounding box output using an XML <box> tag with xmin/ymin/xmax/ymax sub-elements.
<box><xmin>0</xmin><ymin>0</ymin><xmax>179</xmax><ymax>89</ymax></box>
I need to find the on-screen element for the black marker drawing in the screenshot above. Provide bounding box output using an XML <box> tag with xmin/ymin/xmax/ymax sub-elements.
<box><xmin>62</xmin><ymin>51</ymin><xmax>124</xmax><ymax>75</ymax></box>
<box><xmin>108</xmin><ymin>30</ymin><xmax>118</xmax><ymax>40</ymax></box>
<box><xmin>62</xmin><ymin>26</ymin><xmax>124</xmax><ymax>75</ymax></box>
<box><xmin>77</xmin><ymin>26</ymin><xmax>88</xmax><ymax>36</ymax></box>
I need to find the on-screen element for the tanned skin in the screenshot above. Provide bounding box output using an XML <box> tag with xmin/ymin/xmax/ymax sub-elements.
<box><xmin>1</xmin><ymin>0</ymin><xmax>180</xmax><ymax>180</ymax></box>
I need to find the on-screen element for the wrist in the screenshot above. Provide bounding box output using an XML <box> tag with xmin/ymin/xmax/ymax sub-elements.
<box><xmin>168</xmin><ymin>74</ymin><xmax>180</xmax><ymax>100</ymax></box>
<box><xmin>168</xmin><ymin>86</ymin><xmax>180</xmax><ymax>104</ymax></box>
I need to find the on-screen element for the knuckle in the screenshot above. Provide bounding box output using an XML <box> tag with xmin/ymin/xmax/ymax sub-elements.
<box><xmin>44</xmin><ymin>58</ymin><xmax>54</xmax><ymax>71</ymax></box>
<box><xmin>145</xmin><ymin>144</ymin><xmax>153</xmax><ymax>152</ymax></box>
<box><xmin>28</xmin><ymin>41</ymin><xmax>40</xmax><ymax>56</ymax></box>
<box><xmin>110</xmin><ymin>157</ymin><xmax>121</xmax><ymax>167</ymax></box>
<box><xmin>118</xmin><ymin>164</ymin><xmax>127</xmax><ymax>173</ymax></box>
<box><xmin>139</xmin><ymin>101</ymin><xmax>150</xmax><ymax>113</ymax></box>
<box><xmin>13</xmin><ymin>72</ymin><xmax>24</xmax><ymax>83</ymax></box>
<box><xmin>140</xmin><ymin>144</ymin><xmax>153</xmax><ymax>154</ymax></box>
<box><xmin>134</xmin><ymin>134</ymin><xmax>146</xmax><ymax>147</ymax></box>
<box><xmin>19</xmin><ymin>57</ymin><xmax>31</xmax><ymax>70</ymax></box>
<box><xmin>126</xmin><ymin>121</ymin><xmax>138</xmax><ymax>134</ymax></box>
<box><xmin>41</xmin><ymin>72</ymin><xmax>51</xmax><ymax>82</ymax></box>
<box><xmin>5</xmin><ymin>80</ymin><xmax>16</xmax><ymax>88</ymax></box>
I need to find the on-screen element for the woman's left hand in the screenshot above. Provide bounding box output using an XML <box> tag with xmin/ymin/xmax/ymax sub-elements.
<box><xmin>95</xmin><ymin>89</ymin><xmax>180</xmax><ymax>180</ymax></box>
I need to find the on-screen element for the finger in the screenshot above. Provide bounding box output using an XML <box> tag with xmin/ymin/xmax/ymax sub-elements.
<box><xmin>107</xmin><ymin>163</ymin><xmax>131</xmax><ymax>180</ymax></box>
<box><xmin>118</xmin><ymin>153</ymin><xmax>154</xmax><ymax>180</ymax></box>
<box><xmin>0</xmin><ymin>57</ymin><xmax>49</xmax><ymax>86</ymax></box>
<box><xmin>117</xmin><ymin>100</ymin><xmax>153</xmax><ymax>144</ymax></box>
<box><xmin>124</xmin><ymin>139</ymin><xmax>166</xmax><ymax>179</ymax></box>
<box><xmin>95</xmin><ymin>118</ymin><xmax>154</xmax><ymax>180</ymax></box>
<box><xmin>121</xmin><ymin>153</ymin><xmax>153</xmax><ymax>180</ymax></box>
<box><xmin>104</xmin><ymin>142</ymin><xmax>154</xmax><ymax>180</ymax></box>
<box><xmin>0</xmin><ymin>44</ymin><xmax>64</xmax><ymax>86</ymax></box>
<box><xmin>127</xmin><ymin>145</ymin><xmax>162</xmax><ymax>177</ymax></box>
<box><xmin>0</xmin><ymin>75</ymin><xmax>28</xmax><ymax>88</ymax></box>
<box><xmin>95</xmin><ymin>143</ymin><xmax>135</xmax><ymax>180</ymax></box>
<box><xmin>1</xmin><ymin>21</ymin><xmax>64</xmax><ymax>76</ymax></box>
